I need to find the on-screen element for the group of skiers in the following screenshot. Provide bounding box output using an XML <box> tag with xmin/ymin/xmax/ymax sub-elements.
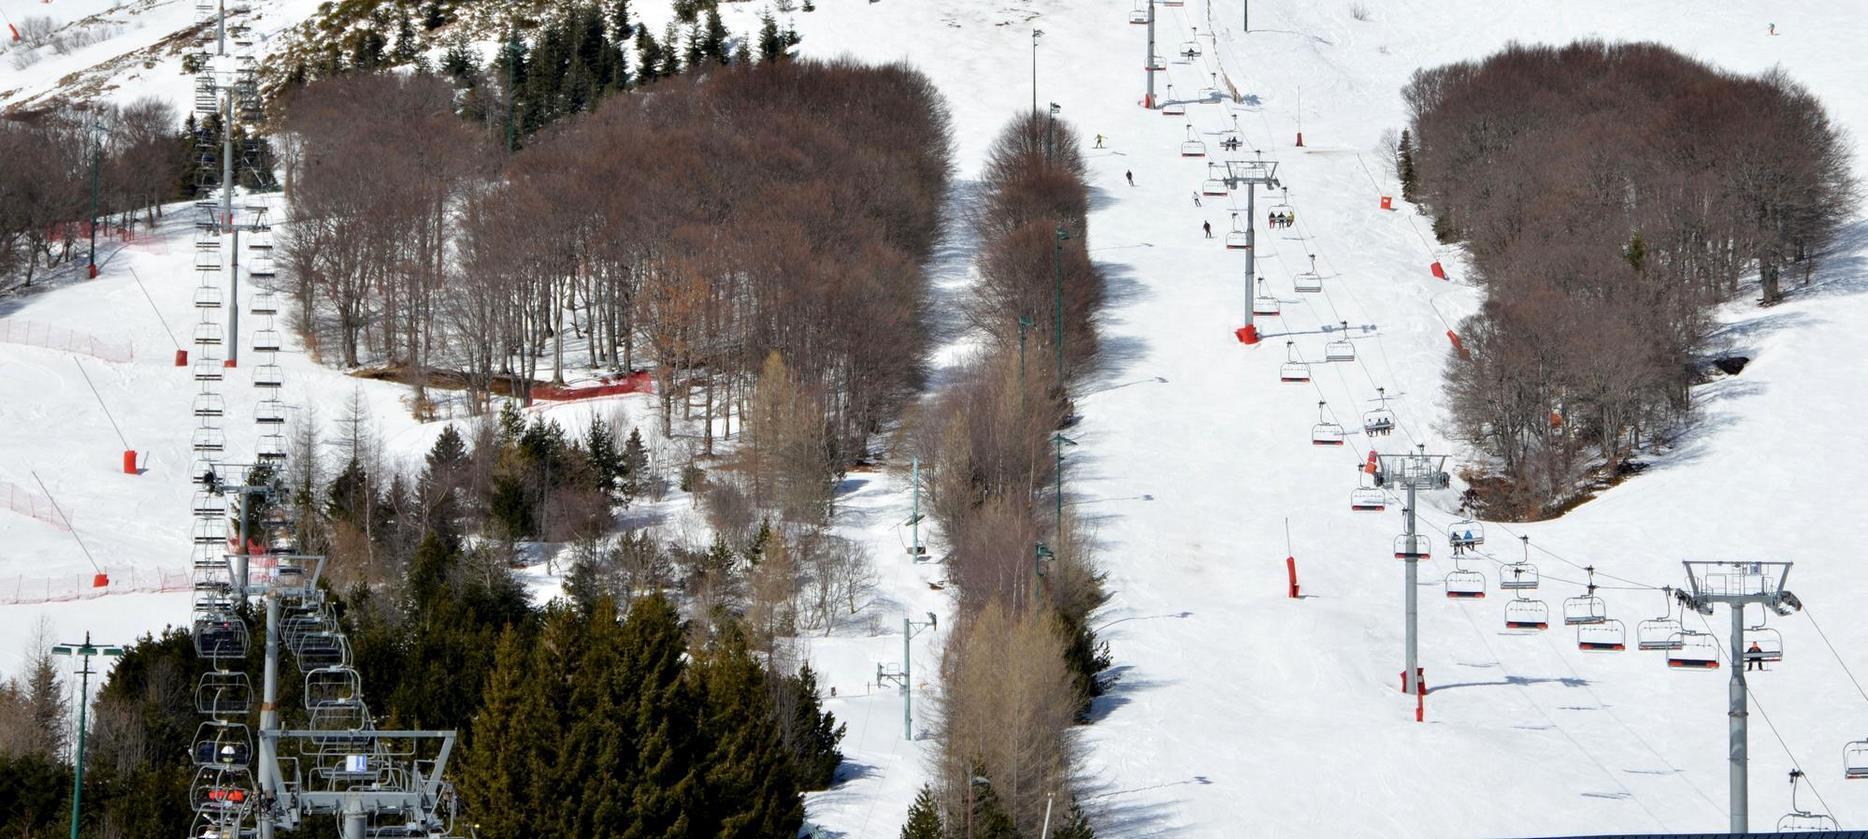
<box><xmin>1268</xmin><ymin>210</ymin><xmax>1295</xmax><ymax>229</ymax></box>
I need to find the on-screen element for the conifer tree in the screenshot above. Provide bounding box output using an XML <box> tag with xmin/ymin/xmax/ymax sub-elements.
<box><xmin>659</xmin><ymin>21</ymin><xmax>682</xmax><ymax>77</ymax></box>
<box><xmin>620</xmin><ymin>427</ymin><xmax>649</xmax><ymax>502</ymax></box>
<box><xmin>1050</xmin><ymin>802</ymin><xmax>1096</xmax><ymax>839</ymax></box>
<box><xmin>458</xmin><ymin>629</ymin><xmax>540</xmax><ymax>837</ymax></box>
<box><xmin>700</xmin><ymin>8</ymin><xmax>730</xmax><ymax>65</ymax></box>
<box><xmin>690</xmin><ymin>624</ymin><xmax>805</xmax><ymax>835</ymax></box>
<box><xmin>392</xmin><ymin>10</ymin><xmax>419</xmax><ymax>64</ymax></box>
<box><xmin>900</xmin><ymin>785</ymin><xmax>944</xmax><ymax>839</ymax></box>
<box><xmin>785</xmin><ymin>663</ymin><xmax>845</xmax><ymax>789</ymax></box>
<box><xmin>634</xmin><ymin>26</ymin><xmax>664</xmax><ymax>85</ymax></box>
<box><xmin>757</xmin><ymin>12</ymin><xmax>784</xmax><ymax>62</ymax></box>
<box><xmin>1397</xmin><ymin>128</ymin><xmax>1418</xmax><ymax>202</ymax></box>
<box><xmin>586</xmin><ymin>414</ymin><xmax>623</xmax><ymax>497</ymax></box>
<box><xmin>618</xmin><ymin>594</ymin><xmax>701</xmax><ymax>834</ymax></box>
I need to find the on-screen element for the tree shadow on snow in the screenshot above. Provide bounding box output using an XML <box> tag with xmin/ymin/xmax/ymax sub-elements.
<box><xmin>1431</xmin><ymin>673</ymin><xmax>1589</xmax><ymax>692</ymax></box>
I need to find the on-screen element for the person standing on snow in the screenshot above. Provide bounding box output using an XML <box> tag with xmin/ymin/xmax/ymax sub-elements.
<box><xmin>1203</xmin><ymin>220</ymin><xmax>1213</xmax><ymax>238</ymax></box>
<box><xmin>1125</xmin><ymin>170</ymin><xmax>1135</xmax><ymax>186</ymax></box>
<box><xmin>1095</xmin><ymin>133</ymin><xmax>1106</xmax><ymax>148</ymax></box>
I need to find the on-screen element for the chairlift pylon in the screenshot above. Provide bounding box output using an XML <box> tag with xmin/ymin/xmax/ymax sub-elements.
<box><xmin>1362</xmin><ymin>387</ymin><xmax>1396</xmax><ymax>436</ymax></box>
<box><xmin>1310</xmin><ymin>401</ymin><xmax>1345</xmax><ymax>447</ymax></box>
<box><xmin>1280</xmin><ymin>340</ymin><xmax>1310</xmax><ymax>383</ymax></box>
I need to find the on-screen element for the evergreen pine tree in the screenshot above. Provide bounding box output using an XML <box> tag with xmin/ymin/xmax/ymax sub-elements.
<box><xmin>700</xmin><ymin>8</ymin><xmax>729</xmax><ymax>65</ymax></box>
<box><xmin>611</xmin><ymin>0</ymin><xmax>632</xmax><ymax>40</ymax></box>
<box><xmin>634</xmin><ymin>26</ymin><xmax>663</xmax><ymax>85</ymax></box>
<box><xmin>1397</xmin><ymin>128</ymin><xmax>1418</xmax><ymax>202</ymax></box>
<box><xmin>326</xmin><ymin>457</ymin><xmax>373</xmax><ymax>526</ymax></box>
<box><xmin>619</xmin><ymin>594</ymin><xmax>702</xmax><ymax>835</ymax></box>
<box><xmin>689</xmin><ymin>624</ymin><xmax>805</xmax><ymax>836</ymax></box>
<box><xmin>1050</xmin><ymin>802</ymin><xmax>1096</xmax><ymax>839</ymax></box>
<box><xmin>620</xmin><ymin>427</ymin><xmax>649</xmax><ymax>502</ymax></box>
<box><xmin>682</xmin><ymin>21</ymin><xmax>705</xmax><ymax>69</ymax></box>
<box><xmin>585</xmin><ymin>414</ymin><xmax>622</xmax><ymax>497</ymax></box>
<box><xmin>785</xmin><ymin>663</ymin><xmax>845</xmax><ymax>789</ymax></box>
<box><xmin>563</xmin><ymin>553</ymin><xmax>609</xmax><ymax>613</ymax></box>
<box><xmin>757</xmin><ymin>12</ymin><xmax>784</xmax><ymax>62</ymax></box>
<box><xmin>900</xmin><ymin>785</ymin><xmax>944</xmax><ymax>839</ymax></box>
<box><xmin>392</xmin><ymin>10</ymin><xmax>419</xmax><ymax>64</ymax></box>
<box><xmin>660</xmin><ymin>21</ymin><xmax>683</xmax><ymax>76</ymax></box>
<box><xmin>969</xmin><ymin>779</ymin><xmax>1020</xmax><ymax>839</ymax></box>
<box><xmin>458</xmin><ymin>629</ymin><xmax>539</xmax><ymax>837</ymax></box>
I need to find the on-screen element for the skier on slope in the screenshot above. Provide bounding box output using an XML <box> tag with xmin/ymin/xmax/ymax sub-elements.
<box><xmin>1095</xmin><ymin>133</ymin><xmax>1106</xmax><ymax>148</ymax></box>
<box><xmin>1193</xmin><ymin>191</ymin><xmax>1202</xmax><ymax>207</ymax></box>
<box><xmin>1203</xmin><ymin>220</ymin><xmax>1213</xmax><ymax>238</ymax></box>
<box><xmin>1125</xmin><ymin>170</ymin><xmax>1135</xmax><ymax>186</ymax></box>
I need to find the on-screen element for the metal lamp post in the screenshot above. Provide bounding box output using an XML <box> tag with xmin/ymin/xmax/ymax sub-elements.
<box><xmin>52</xmin><ymin>633</ymin><xmax>124</xmax><ymax>839</ymax></box>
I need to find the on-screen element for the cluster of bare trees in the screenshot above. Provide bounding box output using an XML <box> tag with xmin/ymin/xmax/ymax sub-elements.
<box><xmin>0</xmin><ymin>100</ymin><xmax>183</xmax><ymax>290</ymax></box>
<box><xmin>1406</xmin><ymin>41</ymin><xmax>1856</xmax><ymax>514</ymax></box>
<box><xmin>899</xmin><ymin>111</ymin><xmax>1106</xmax><ymax>837</ymax></box>
<box><xmin>279</xmin><ymin>59</ymin><xmax>952</xmax><ymax>461</ymax></box>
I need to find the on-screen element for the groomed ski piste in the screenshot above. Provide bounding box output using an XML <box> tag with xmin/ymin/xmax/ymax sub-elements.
<box><xmin>5</xmin><ymin>0</ymin><xmax>1868</xmax><ymax>836</ymax></box>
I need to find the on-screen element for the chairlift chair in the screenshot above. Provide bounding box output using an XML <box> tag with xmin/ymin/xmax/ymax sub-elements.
<box><xmin>194</xmin><ymin>392</ymin><xmax>226</xmax><ymax>418</ymax></box>
<box><xmin>251</xmin><ymin>292</ymin><xmax>278</xmax><ymax>316</ymax></box>
<box><xmin>1635</xmin><ymin>589</ymin><xmax>1684</xmax><ymax>650</ymax></box>
<box><xmin>1201</xmin><ymin>163</ymin><xmax>1229</xmax><ymax>196</ymax></box>
<box><xmin>1127</xmin><ymin>3</ymin><xmax>1148</xmax><ymax>23</ymax></box>
<box><xmin>253</xmin><ymin>329</ymin><xmax>281</xmax><ymax>353</ymax></box>
<box><xmin>255</xmin><ymin>399</ymin><xmax>286</xmax><ymax>426</ymax></box>
<box><xmin>1179</xmin><ymin>125</ymin><xmax>1207</xmax><ymax>157</ymax></box>
<box><xmin>1504</xmin><ymin>596</ymin><xmax>1549</xmax><ymax>631</ymax></box>
<box><xmin>1745</xmin><ymin>609</ymin><xmax>1785</xmax><ymax>663</ymax></box>
<box><xmin>1270</xmin><ymin>187</ymin><xmax>1293</xmax><ymax>214</ymax></box>
<box><xmin>1294</xmin><ymin>254</ymin><xmax>1323</xmax><ymax>293</ymax></box>
<box><xmin>191</xmin><ymin>722</ymin><xmax>253</xmax><ymax>768</ymax></box>
<box><xmin>1561</xmin><ymin>566</ymin><xmax>1608</xmax><ymax>625</ymax></box>
<box><xmin>195</xmin><ymin>671</ymin><xmax>251</xmax><ymax>716</ymax></box>
<box><xmin>247</xmin><ymin>231</ymin><xmax>272</xmax><ymax>252</ymax></box>
<box><xmin>194</xmin><ymin>251</ymin><xmax>222</xmax><ymax>272</ymax></box>
<box><xmin>194</xmin><ymin>358</ymin><xmax>224</xmax><ymax>382</ymax></box>
<box><xmin>1178</xmin><ymin>40</ymin><xmax>1201</xmax><ymax>59</ymax></box>
<box><xmin>193</xmin><ymin>321</ymin><xmax>224</xmax><ymax>346</ymax></box>
<box><xmin>1393</xmin><ymin>533</ymin><xmax>1430</xmax><ymax>560</ymax></box>
<box><xmin>1224</xmin><ymin>215</ymin><xmax>1252</xmax><ymax>250</ymax></box>
<box><xmin>257</xmin><ymin>433</ymin><xmax>287</xmax><ymax>462</ymax></box>
<box><xmin>1778</xmin><ymin>769</ymin><xmax>1839</xmax><ymax>832</ymax></box>
<box><xmin>1279</xmin><ymin>341</ymin><xmax>1310</xmax><ymax>383</ymax></box>
<box><xmin>253</xmin><ymin>364</ymin><xmax>284</xmax><ymax>389</ymax></box>
<box><xmin>1445</xmin><ymin>567</ymin><xmax>1486</xmax><ymax>599</ymax></box>
<box><xmin>1666</xmin><ymin>630</ymin><xmax>1720</xmax><ymax>669</ymax></box>
<box><xmin>1447</xmin><ymin>519</ymin><xmax>1484</xmax><ymax>550</ymax></box>
<box><xmin>1252</xmin><ymin>279</ymin><xmax>1280</xmax><ymax>316</ymax></box>
<box><xmin>1324</xmin><ymin>322</ymin><xmax>1355</xmax><ymax>362</ymax></box>
<box><xmin>304</xmin><ymin>667</ymin><xmax>364</xmax><ymax>710</ymax></box>
<box><xmin>192</xmin><ymin>519</ymin><xmax>225</xmax><ymax>547</ymax></box>
<box><xmin>193</xmin><ymin>615</ymin><xmax>249</xmax><ymax>659</ymax></box>
<box><xmin>1577</xmin><ymin>619</ymin><xmax>1626</xmax><ymax>652</ymax></box>
<box><xmin>248</xmin><ymin>255</ymin><xmax>276</xmax><ymax>278</ymax></box>
<box><xmin>1845</xmin><ymin>739</ymin><xmax>1868</xmax><ymax>779</ymax></box>
<box><xmin>1362</xmin><ymin>387</ymin><xmax>1397</xmax><ymax>436</ymax></box>
<box><xmin>192</xmin><ymin>426</ymin><xmax>226</xmax><ymax>454</ymax></box>
<box><xmin>1350</xmin><ymin>472</ymin><xmax>1385</xmax><ymax>511</ymax></box>
<box><xmin>195</xmin><ymin>286</ymin><xmax>224</xmax><ymax>309</ymax></box>
<box><xmin>1310</xmin><ymin>402</ymin><xmax>1345</xmax><ymax>447</ymax></box>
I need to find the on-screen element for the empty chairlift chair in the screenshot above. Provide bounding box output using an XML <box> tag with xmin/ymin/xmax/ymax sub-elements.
<box><xmin>1225</xmin><ymin>214</ymin><xmax>1252</xmax><ymax>250</ymax></box>
<box><xmin>1324</xmin><ymin>321</ymin><xmax>1356</xmax><ymax>362</ymax></box>
<box><xmin>1279</xmin><ymin>341</ymin><xmax>1310</xmax><ymax>383</ymax></box>
<box><xmin>1293</xmin><ymin>254</ymin><xmax>1323</xmax><ymax>293</ymax></box>
<box><xmin>193</xmin><ymin>321</ymin><xmax>224</xmax><ymax>346</ymax></box>
<box><xmin>1845</xmin><ymin>739</ymin><xmax>1868</xmax><ymax>780</ymax></box>
<box><xmin>1179</xmin><ymin>124</ymin><xmax>1207</xmax><ymax>157</ymax></box>
<box><xmin>255</xmin><ymin>399</ymin><xmax>286</xmax><ymax>426</ymax></box>
<box><xmin>1444</xmin><ymin>559</ymin><xmax>1486</xmax><ymax>599</ymax></box>
<box><xmin>1161</xmin><ymin>83</ymin><xmax>1184</xmax><ymax>115</ymax></box>
<box><xmin>1202</xmin><ymin>163</ymin><xmax>1229</xmax><ymax>196</ymax></box>
<box><xmin>1393</xmin><ymin>533</ymin><xmax>1430</xmax><ymax>560</ymax></box>
<box><xmin>1562</xmin><ymin>568</ymin><xmax>1608</xmax><ymax>625</ymax></box>
<box><xmin>194</xmin><ymin>391</ymin><xmax>226</xmax><ymax>418</ymax></box>
<box><xmin>1252</xmin><ymin>279</ymin><xmax>1280</xmax><ymax>316</ymax></box>
<box><xmin>194</xmin><ymin>285</ymin><xmax>223</xmax><ymax>309</ymax></box>
<box><xmin>1577</xmin><ymin>619</ymin><xmax>1626</xmax><ymax>652</ymax></box>
<box><xmin>1666</xmin><ymin>630</ymin><xmax>1721</xmax><ymax>669</ymax></box>
<box><xmin>1362</xmin><ymin>387</ymin><xmax>1397</xmax><ymax>437</ymax></box>
<box><xmin>1127</xmin><ymin>2</ymin><xmax>1148</xmax><ymax>23</ymax></box>
<box><xmin>195</xmin><ymin>671</ymin><xmax>251</xmax><ymax>717</ymax></box>
<box><xmin>1349</xmin><ymin>473</ymin><xmax>1385</xmax><ymax>512</ymax></box>
<box><xmin>1504</xmin><ymin>596</ymin><xmax>1550</xmax><ymax>631</ymax></box>
<box><xmin>1778</xmin><ymin>769</ymin><xmax>1840</xmax><ymax>832</ymax></box>
<box><xmin>1310</xmin><ymin>402</ymin><xmax>1346</xmax><ymax>447</ymax></box>
<box><xmin>192</xmin><ymin>425</ymin><xmax>226</xmax><ymax>454</ymax></box>
<box><xmin>251</xmin><ymin>291</ymin><xmax>278</xmax><ymax>316</ymax></box>
<box><xmin>248</xmin><ymin>255</ymin><xmax>276</xmax><ymax>278</ymax></box>
<box><xmin>1635</xmin><ymin>587</ymin><xmax>1685</xmax><ymax>650</ymax></box>
<box><xmin>253</xmin><ymin>364</ymin><xmax>284</xmax><ymax>389</ymax></box>
<box><xmin>193</xmin><ymin>357</ymin><xmax>224</xmax><ymax>382</ymax></box>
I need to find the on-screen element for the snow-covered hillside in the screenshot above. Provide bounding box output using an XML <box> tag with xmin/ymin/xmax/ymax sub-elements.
<box><xmin>5</xmin><ymin>0</ymin><xmax>1868</xmax><ymax>836</ymax></box>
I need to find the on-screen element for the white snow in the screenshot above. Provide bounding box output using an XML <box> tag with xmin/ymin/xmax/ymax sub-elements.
<box><xmin>5</xmin><ymin>0</ymin><xmax>1868</xmax><ymax>835</ymax></box>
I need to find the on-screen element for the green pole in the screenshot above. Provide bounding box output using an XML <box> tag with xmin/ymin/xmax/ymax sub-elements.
<box><xmin>52</xmin><ymin>633</ymin><xmax>120</xmax><ymax>839</ymax></box>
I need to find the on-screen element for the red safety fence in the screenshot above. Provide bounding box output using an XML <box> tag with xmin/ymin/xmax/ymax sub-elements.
<box><xmin>530</xmin><ymin>370</ymin><xmax>654</xmax><ymax>401</ymax></box>
<box><xmin>0</xmin><ymin>566</ymin><xmax>191</xmax><ymax>605</ymax></box>
<box><xmin>0</xmin><ymin>319</ymin><xmax>134</xmax><ymax>363</ymax></box>
<box><xmin>1</xmin><ymin>481</ymin><xmax>73</xmax><ymax>532</ymax></box>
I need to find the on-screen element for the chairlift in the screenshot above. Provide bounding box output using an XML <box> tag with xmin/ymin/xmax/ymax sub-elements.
<box><xmin>1445</xmin><ymin>566</ymin><xmax>1486</xmax><ymax>599</ymax></box>
<box><xmin>247</xmin><ymin>231</ymin><xmax>272</xmax><ymax>251</ymax></box>
<box><xmin>193</xmin><ymin>615</ymin><xmax>249</xmax><ymax>659</ymax></box>
<box><xmin>195</xmin><ymin>671</ymin><xmax>251</xmax><ymax>716</ymax></box>
<box><xmin>1220</xmin><ymin>116</ymin><xmax>1243</xmax><ymax>151</ymax></box>
<box><xmin>192</xmin><ymin>426</ymin><xmax>226</xmax><ymax>454</ymax></box>
<box><xmin>1504</xmin><ymin>596</ymin><xmax>1549</xmax><ymax>631</ymax></box>
<box><xmin>194</xmin><ymin>251</ymin><xmax>222</xmax><ymax>272</ymax></box>
<box><xmin>1846</xmin><ymin>739</ymin><xmax>1868</xmax><ymax>779</ymax></box>
<box><xmin>194</xmin><ymin>392</ymin><xmax>226</xmax><ymax>418</ymax></box>
<box><xmin>1561</xmin><ymin>567</ymin><xmax>1608</xmax><ymax>625</ymax></box>
<box><xmin>1393</xmin><ymin>533</ymin><xmax>1430</xmax><ymax>560</ymax></box>
<box><xmin>192</xmin><ymin>722</ymin><xmax>252</xmax><ymax>768</ymax></box>
<box><xmin>305</xmin><ymin>667</ymin><xmax>364</xmax><ymax>710</ymax></box>
<box><xmin>1252</xmin><ymin>279</ymin><xmax>1280</xmax><ymax>316</ymax></box>
<box><xmin>1666</xmin><ymin>630</ymin><xmax>1720</xmax><ymax>669</ymax></box>
<box><xmin>1362</xmin><ymin>387</ymin><xmax>1397</xmax><ymax>436</ymax></box>
<box><xmin>257</xmin><ymin>433</ymin><xmax>287</xmax><ymax>462</ymax></box>
<box><xmin>251</xmin><ymin>291</ymin><xmax>278</xmax><ymax>316</ymax></box>
<box><xmin>1179</xmin><ymin>124</ymin><xmax>1206</xmax><ymax>157</ymax></box>
<box><xmin>253</xmin><ymin>364</ymin><xmax>284</xmax><ymax>389</ymax></box>
<box><xmin>248</xmin><ymin>255</ymin><xmax>276</xmax><ymax>278</ymax></box>
<box><xmin>194</xmin><ymin>286</ymin><xmax>223</xmax><ymax>309</ymax></box>
<box><xmin>194</xmin><ymin>358</ymin><xmax>224</xmax><ymax>382</ymax></box>
<box><xmin>1636</xmin><ymin>588</ymin><xmax>1684</xmax><ymax>651</ymax></box>
<box><xmin>1127</xmin><ymin>3</ymin><xmax>1148</xmax><ymax>24</ymax></box>
<box><xmin>1447</xmin><ymin>518</ymin><xmax>1484</xmax><ymax>550</ymax></box>
<box><xmin>256</xmin><ymin>399</ymin><xmax>286</xmax><ymax>426</ymax></box>
<box><xmin>1224</xmin><ymin>214</ymin><xmax>1252</xmax><ymax>250</ymax></box>
<box><xmin>1744</xmin><ymin>607</ymin><xmax>1784</xmax><ymax>663</ymax></box>
<box><xmin>253</xmin><ymin>329</ymin><xmax>281</xmax><ymax>353</ymax></box>
<box><xmin>1324</xmin><ymin>322</ymin><xmax>1355</xmax><ymax>362</ymax></box>
<box><xmin>1177</xmin><ymin>40</ymin><xmax>1201</xmax><ymax>59</ymax></box>
<box><xmin>1201</xmin><ymin>163</ymin><xmax>1229</xmax><ymax>197</ymax></box>
<box><xmin>1294</xmin><ymin>254</ymin><xmax>1323</xmax><ymax>293</ymax></box>
<box><xmin>1577</xmin><ymin>619</ymin><xmax>1626</xmax><ymax>652</ymax></box>
<box><xmin>1776</xmin><ymin>768</ymin><xmax>1838</xmax><ymax>832</ymax></box>
<box><xmin>1310</xmin><ymin>402</ymin><xmax>1345</xmax><ymax>447</ymax></box>
<box><xmin>1350</xmin><ymin>472</ymin><xmax>1385</xmax><ymax>511</ymax></box>
<box><xmin>1279</xmin><ymin>341</ymin><xmax>1310</xmax><ymax>383</ymax></box>
<box><xmin>193</xmin><ymin>321</ymin><xmax>224</xmax><ymax>346</ymax></box>
<box><xmin>1270</xmin><ymin>187</ymin><xmax>1293</xmax><ymax>214</ymax></box>
<box><xmin>192</xmin><ymin>493</ymin><xmax>224</xmax><ymax>518</ymax></box>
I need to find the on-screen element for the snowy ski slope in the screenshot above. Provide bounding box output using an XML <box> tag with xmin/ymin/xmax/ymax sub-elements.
<box><xmin>4</xmin><ymin>0</ymin><xmax>1868</xmax><ymax>836</ymax></box>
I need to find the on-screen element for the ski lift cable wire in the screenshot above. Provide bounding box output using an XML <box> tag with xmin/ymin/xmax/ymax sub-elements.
<box><xmin>1798</xmin><ymin>603</ymin><xmax>1868</xmax><ymax>708</ymax></box>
